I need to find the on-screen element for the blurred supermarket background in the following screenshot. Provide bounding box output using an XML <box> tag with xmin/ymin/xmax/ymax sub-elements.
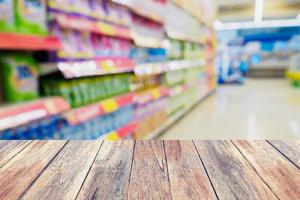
<box><xmin>0</xmin><ymin>0</ymin><xmax>299</xmax><ymax>140</ymax></box>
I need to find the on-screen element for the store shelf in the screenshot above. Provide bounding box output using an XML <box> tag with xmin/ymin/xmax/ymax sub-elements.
<box><xmin>135</xmin><ymin>59</ymin><xmax>206</xmax><ymax>76</ymax></box>
<box><xmin>53</xmin><ymin>13</ymin><xmax>132</xmax><ymax>39</ymax></box>
<box><xmin>40</xmin><ymin>58</ymin><xmax>135</xmax><ymax>78</ymax></box>
<box><xmin>144</xmin><ymin>89</ymin><xmax>215</xmax><ymax>139</ymax></box>
<box><xmin>135</xmin><ymin>87</ymin><xmax>169</xmax><ymax>105</ymax></box>
<box><xmin>168</xmin><ymin>83</ymin><xmax>192</xmax><ymax>97</ymax></box>
<box><xmin>287</xmin><ymin>71</ymin><xmax>300</xmax><ymax>80</ymax></box>
<box><xmin>63</xmin><ymin>92</ymin><xmax>135</xmax><ymax>125</ymax></box>
<box><xmin>131</xmin><ymin>31</ymin><xmax>164</xmax><ymax>48</ymax></box>
<box><xmin>105</xmin><ymin>121</ymin><xmax>138</xmax><ymax>140</ymax></box>
<box><xmin>0</xmin><ymin>97</ymin><xmax>70</xmax><ymax>131</ymax></box>
<box><xmin>0</xmin><ymin>33</ymin><xmax>61</xmax><ymax>51</ymax></box>
<box><xmin>166</xmin><ymin>30</ymin><xmax>203</xmax><ymax>44</ymax></box>
<box><xmin>112</xmin><ymin>0</ymin><xmax>164</xmax><ymax>23</ymax></box>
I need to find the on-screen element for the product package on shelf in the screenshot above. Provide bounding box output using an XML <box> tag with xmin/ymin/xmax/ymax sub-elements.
<box><xmin>0</xmin><ymin>53</ymin><xmax>39</xmax><ymax>103</ymax></box>
<box><xmin>0</xmin><ymin>104</ymin><xmax>134</xmax><ymax>140</ymax></box>
<box><xmin>15</xmin><ymin>0</ymin><xmax>48</xmax><ymax>35</ymax></box>
<box><xmin>48</xmin><ymin>0</ymin><xmax>131</xmax><ymax>26</ymax></box>
<box><xmin>0</xmin><ymin>0</ymin><xmax>15</xmax><ymax>32</ymax></box>
<box><xmin>41</xmin><ymin>73</ymin><xmax>131</xmax><ymax>108</ymax></box>
<box><xmin>130</xmin><ymin>12</ymin><xmax>165</xmax><ymax>48</ymax></box>
<box><xmin>58</xmin><ymin>104</ymin><xmax>134</xmax><ymax>140</ymax></box>
<box><xmin>50</xmin><ymin>23</ymin><xmax>133</xmax><ymax>60</ymax></box>
<box><xmin>134</xmin><ymin>97</ymin><xmax>167</xmax><ymax>139</ymax></box>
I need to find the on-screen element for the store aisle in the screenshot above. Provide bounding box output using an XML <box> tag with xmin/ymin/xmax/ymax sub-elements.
<box><xmin>161</xmin><ymin>79</ymin><xmax>300</xmax><ymax>139</ymax></box>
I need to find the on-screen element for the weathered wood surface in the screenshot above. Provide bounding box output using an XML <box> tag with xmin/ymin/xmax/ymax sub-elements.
<box><xmin>0</xmin><ymin>141</ymin><xmax>31</xmax><ymax>168</ymax></box>
<box><xmin>268</xmin><ymin>140</ymin><xmax>300</xmax><ymax>169</ymax></box>
<box><xmin>128</xmin><ymin>140</ymin><xmax>172</xmax><ymax>200</ymax></box>
<box><xmin>164</xmin><ymin>141</ymin><xmax>217</xmax><ymax>200</ymax></box>
<box><xmin>233</xmin><ymin>140</ymin><xmax>300</xmax><ymax>199</ymax></box>
<box><xmin>21</xmin><ymin>141</ymin><xmax>102</xmax><ymax>200</ymax></box>
<box><xmin>0</xmin><ymin>141</ymin><xmax>66</xmax><ymax>200</ymax></box>
<box><xmin>194</xmin><ymin>140</ymin><xmax>277</xmax><ymax>200</ymax></box>
<box><xmin>77</xmin><ymin>140</ymin><xmax>134</xmax><ymax>200</ymax></box>
<box><xmin>0</xmin><ymin>140</ymin><xmax>299</xmax><ymax>200</ymax></box>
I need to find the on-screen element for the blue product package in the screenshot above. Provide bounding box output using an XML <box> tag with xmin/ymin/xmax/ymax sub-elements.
<box><xmin>97</xmin><ymin>116</ymin><xmax>106</xmax><ymax>137</ymax></box>
<box><xmin>47</xmin><ymin>116</ymin><xmax>59</xmax><ymax>139</ymax></box>
<box><xmin>39</xmin><ymin>118</ymin><xmax>51</xmax><ymax>139</ymax></box>
<box><xmin>16</xmin><ymin>124</ymin><xmax>30</xmax><ymax>140</ymax></box>
<box><xmin>0</xmin><ymin>129</ymin><xmax>14</xmax><ymax>140</ymax></box>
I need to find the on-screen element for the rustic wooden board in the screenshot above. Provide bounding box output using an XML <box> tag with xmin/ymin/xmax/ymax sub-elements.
<box><xmin>128</xmin><ymin>141</ymin><xmax>172</xmax><ymax>199</ymax></box>
<box><xmin>0</xmin><ymin>141</ymin><xmax>32</xmax><ymax>168</ymax></box>
<box><xmin>234</xmin><ymin>140</ymin><xmax>300</xmax><ymax>199</ymax></box>
<box><xmin>194</xmin><ymin>140</ymin><xmax>277</xmax><ymax>200</ymax></box>
<box><xmin>268</xmin><ymin>140</ymin><xmax>300</xmax><ymax>169</ymax></box>
<box><xmin>164</xmin><ymin>141</ymin><xmax>217</xmax><ymax>200</ymax></box>
<box><xmin>0</xmin><ymin>141</ymin><xmax>66</xmax><ymax>200</ymax></box>
<box><xmin>22</xmin><ymin>141</ymin><xmax>102</xmax><ymax>200</ymax></box>
<box><xmin>76</xmin><ymin>140</ymin><xmax>135</xmax><ymax>200</ymax></box>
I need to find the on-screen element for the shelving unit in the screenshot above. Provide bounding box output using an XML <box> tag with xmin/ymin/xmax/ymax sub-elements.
<box><xmin>63</xmin><ymin>92</ymin><xmax>135</xmax><ymax>125</ymax></box>
<box><xmin>52</xmin><ymin>13</ymin><xmax>132</xmax><ymax>39</ymax></box>
<box><xmin>111</xmin><ymin>0</ymin><xmax>165</xmax><ymax>24</ymax></box>
<box><xmin>144</xmin><ymin>89</ymin><xmax>215</xmax><ymax>139</ymax></box>
<box><xmin>105</xmin><ymin>121</ymin><xmax>138</xmax><ymax>140</ymax></box>
<box><xmin>40</xmin><ymin>58</ymin><xmax>136</xmax><ymax>78</ymax></box>
<box><xmin>0</xmin><ymin>33</ymin><xmax>61</xmax><ymax>51</ymax></box>
<box><xmin>0</xmin><ymin>0</ymin><xmax>217</xmax><ymax>140</ymax></box>
<box><xmin>0</xmin><ymin>97</ymin><xmax>69</xmax><ymax>132</ymax></box>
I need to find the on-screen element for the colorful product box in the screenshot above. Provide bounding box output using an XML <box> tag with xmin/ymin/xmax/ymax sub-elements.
<box><xmin>0</xmin><ymin>0</ymin><xmax>15</xmax><ymax>32</ymax></box>
<box><xmin>15</xmin><ymin>0</ymin><xmax>48</xmax><ymax>34</ymax></box>
<box><xmin>0</xmin><ymin>53</ymin><xmax>39</xmax><ymax>102</ymax></box>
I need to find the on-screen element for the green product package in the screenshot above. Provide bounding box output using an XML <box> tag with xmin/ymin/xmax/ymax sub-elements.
<box><xmin>15</xmin><ymin>0</ymin><xmax>48</xmax><ymax>35</ymax></box>
<box><xmin>0</xmin><ymin>53</ymin><xmax>39</xmax><ymax>102</ymax></box>
<box><xmin>0</xmin><ymin>0</ymin><xmax>16</xmax><ymax>32</ymax></box>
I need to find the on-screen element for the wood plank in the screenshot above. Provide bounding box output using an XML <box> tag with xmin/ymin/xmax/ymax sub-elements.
<box><xmin>234</xmin><ymin>140</ymin><xmax>300</xmax><ymax>199</ymax></box>
<box><xmin>0</xmin><ymin>141</ymin><xmax>66</xmax><ymax>200</ymax></box>
<box><xmin>0</xmin><ymin>141</ymin><xmax>32</xmax><ymax>168</ymax></box>
<box><xmin>22</xmin><ymin>141</ymin><xmax>102</xmax><ymax>200</ymax></box>
<box><xmin>194</xmin><ymin>140</ymin><xmax>277</xmax><ymax>200</ymax></box>
<box><xmin>268</xmin><ymin>140</ymin><xmax>300</xmax><ymax>169</ymax></box>
<box><xmin>164</xmin><ymin>141</ymin><xmax>217</xmax><ymax>200</ymax></box>
<box><xmin>76</xmin><ymin>140</ymin><xmax>134</xmax><ymax>200</ymax></box>
<box><xmin>128</xmin><ymin>141</ymin><xmax>172</xmax><ymax>199</ymax></box>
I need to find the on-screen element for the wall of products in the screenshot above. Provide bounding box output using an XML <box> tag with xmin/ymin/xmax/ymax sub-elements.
<box><xmin>0</xmin><ymin>0</ymin><xmax>217</xmax><ymax>140</ymax></box>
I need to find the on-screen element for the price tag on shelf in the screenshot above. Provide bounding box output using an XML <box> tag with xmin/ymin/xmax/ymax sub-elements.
<box><xmin>101</xmin><ymin>99</ymin><xmax>119</xmax><ymax>113</ymax></box>
<box><xmin>98</xmin><ymin>22</ymin><xmax>116</xmax><ymax>36</ymax></box>
<box><xmin>99</xmin><ymin>60</ymin><xmax>117</xmax><ymax>73</ymax></box>
<box><xmin>106</xmin><ymin>131</ymin><xmax>119</xmax><ymax>141</ymax></box>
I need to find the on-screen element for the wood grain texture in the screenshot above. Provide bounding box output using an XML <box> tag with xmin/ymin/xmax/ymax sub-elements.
<box><xmin>234</xmin><ymin>140</ymin><xmax>300</xmax><ymax>199</ymax></box>
<box><xmin>164</xmin><ymin>141</ymin><xmax>217</xmax><ymax>200</ymax></box>
<box><xmin>22</xmin><ymin>141</ymin><xmax>102</xmax><ymax>200</ymax></box>
<box><xmin>128</xmin><ymin>140</ymin><xmax>172</xmax><ymax>200</ymax></box>
<box><xmin>0</xmin><ymin>141</ymin><xmax>31</xmax><ymax>168</ymax></box>
<box><xmin>194</xmin><ymin>140</ymin><xmax>277</xmax><ymax>200</ymax></box>
<box><xmin>76</xmin><ymin>140</ymin><xmax>134</xmax><ymax>200</ymax></box>
<box><xmin>268</xmin><ymin>140</ymin><xmax>300</xmax><ymax>169</ymax></box>
<box><xmin>0</xmin><ymin>141</ymin><xmax>66</xmax><ymax>200</ymax></box>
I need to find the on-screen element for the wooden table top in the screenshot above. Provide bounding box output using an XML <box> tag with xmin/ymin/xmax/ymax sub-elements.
<box><xmin>0</xmin><ymin>140</ymin><xmax>299</xmax><ymax>200</ymax></box>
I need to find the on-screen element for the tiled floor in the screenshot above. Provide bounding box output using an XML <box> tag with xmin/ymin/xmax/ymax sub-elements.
<box><xmin>161</xmin><ymin>79</ymin><xmax>300</xmax><ymax>139</ymax></box>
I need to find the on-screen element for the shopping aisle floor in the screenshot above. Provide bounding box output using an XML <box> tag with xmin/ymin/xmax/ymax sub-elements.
<box><xmin>161</xmin><ymin>79</ymin><xmax>300</xmax><ymax>139</ymax></box>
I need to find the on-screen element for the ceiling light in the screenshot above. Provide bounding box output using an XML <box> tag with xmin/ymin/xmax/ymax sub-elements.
<box><xmin>214</xmin><ymin>19</ymin><xmax>300</xmax><ymax>30</ymax></box>
<box><xmin>254</xmin><ymin>0</ymin><xmax>264</xmax><ymax>23</ymax></box>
